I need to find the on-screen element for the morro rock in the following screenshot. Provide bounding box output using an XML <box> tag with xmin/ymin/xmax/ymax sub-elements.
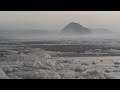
<box><xmin>61</xmin><ymin>22</ymin><xmax>91</xmax><ymax>34</ymax></box>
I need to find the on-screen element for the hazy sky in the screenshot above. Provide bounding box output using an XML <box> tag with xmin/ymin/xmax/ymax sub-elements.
<box><xmin>0</xmin><ymin>11</ymin><xmax>120</xmax><ymax>32</ymax></box>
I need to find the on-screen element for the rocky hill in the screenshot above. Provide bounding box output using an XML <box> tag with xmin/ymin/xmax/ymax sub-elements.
<box><xmin>61</xmin><ymin>22</ymin><xmax>91</xmax><ymax>35</ymax></box>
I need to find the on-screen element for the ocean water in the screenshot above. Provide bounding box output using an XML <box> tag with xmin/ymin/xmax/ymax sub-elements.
<box><xmin>0</xmin><ymin>30</ymin><xmax>120</xmax><ymax>41</ymax></box>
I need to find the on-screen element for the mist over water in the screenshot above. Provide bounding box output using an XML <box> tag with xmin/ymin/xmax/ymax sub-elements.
<box><xmin>0</xmin><ymin>11</ymin><xmax>120</xmax><ymax>41</ymax></box>
<box><xmin>0</xmin><ymin>30</ymin><xmax>120</xmax><ymax>41</ymax></box>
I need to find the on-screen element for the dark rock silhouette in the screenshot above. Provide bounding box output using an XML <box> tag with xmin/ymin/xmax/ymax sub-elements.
<box><xmin>61</xmin><ymin>22</ymin><xmax>91</xmax><ymax>34</ymax></box>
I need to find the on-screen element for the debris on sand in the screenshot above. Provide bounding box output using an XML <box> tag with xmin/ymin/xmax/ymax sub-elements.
<box><xmin>77</xmin><ymin>69</ymin><xmax>114</xmax><ymax>79</ymax></box>
<box><xmin>23</xmin><ymin>70</ymin><xmax>61</xmax><ymax>79</ymax></box>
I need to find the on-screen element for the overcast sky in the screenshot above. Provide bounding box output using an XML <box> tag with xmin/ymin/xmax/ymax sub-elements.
<box><xmin>0</xmin><ymin>11</ymin><xmax>120</xmax><ymax>32</ymax></box>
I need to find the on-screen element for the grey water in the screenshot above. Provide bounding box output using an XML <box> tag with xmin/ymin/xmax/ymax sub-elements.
<box><xmin>0</xmin><ymin>30</ymin><xmax>120</xmax><ymax>41</ymax></box>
